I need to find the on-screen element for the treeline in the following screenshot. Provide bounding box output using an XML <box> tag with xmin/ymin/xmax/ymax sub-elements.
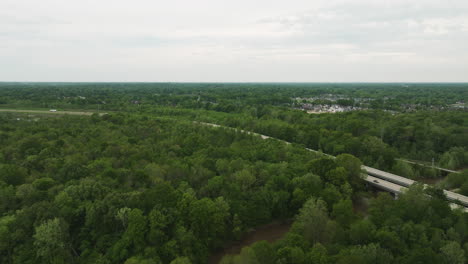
<box><xmin>1</xmin><ymin>83</ymin><xmax>466</xmax><ymax>172</ymax></box>
<box><xmin>0</xmin><ymin>82</ymin><xmax>466</xmax><ymax>112</ymax></box>
<box><xmin>156</xmin><ymin>107</ymin><xmax>467</xmax><ymax>173</ymax></box>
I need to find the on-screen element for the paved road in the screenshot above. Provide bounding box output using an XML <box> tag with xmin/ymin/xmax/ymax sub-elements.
<box><xmin>0</xmin><ymin>109</ymin><xmax>107</xmax><ymax>116</ymax></box>
<box><xmin>363</xmin><ymin>166</ymin><xmax>415</xmax><ymax>187</ymax></box>
<box><xmin>3</xmin><ymin>112</ymin><xmax>467</xmax><ymax>210</ymax></box>
<box><xmin>364</xmin><ymin>175</ymin><xmax>406</xmax><ymax>194</ymax></box>
<box><xmin>197</xmin><ymin>122</ymin><xmax>280</xmax><ymax>141</ymax></box>
<box><xmin>197</xmin><ymin>122</ymin><xmax>334</xmax><ymax>157</ymax></box>
<box><xmin>363</xmin><ymin>166</ymin><xmax>468</xmax><ymax>207</ymax></box>
<box><xmin>396</xmin><ymin>158</ymin><xmax>460</xmax><ymax>174</ymax></box>
<box><xmin>444</xmin><ymin>190</ymin><xmax>468</xmax><ymax>207</ymax></box>
<box><xmin>197</xmin><ymin>121</ymin><xmax>468</xmax><ymax>211</ymax></box>
<box><xmin>364</xmin><ymin>175</ymin><xmax>468</xmax><ymax>212</ymax></box>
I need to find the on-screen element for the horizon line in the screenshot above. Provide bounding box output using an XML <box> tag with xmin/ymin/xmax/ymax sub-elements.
<box><xmin>1</xmin><ymin>81</ymin><xmax>468</xmax><ymax>84</ymax></box>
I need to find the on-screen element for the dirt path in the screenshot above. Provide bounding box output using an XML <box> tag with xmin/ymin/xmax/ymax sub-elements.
<box><xmin>396</xmin><ymin>158</ymin><xmax>460</xmax><ymax>174</ymax></box>
<box><xmin>208</xmin><ymin>221</ymin><xmax>292</xmax><ymax>264</ymax></box>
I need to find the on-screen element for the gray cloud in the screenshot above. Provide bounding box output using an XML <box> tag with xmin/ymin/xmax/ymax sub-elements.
<box><xmin>0</xmin><ymin>0</ymin><xmax>467</xmax><ymax>82</ymax></box>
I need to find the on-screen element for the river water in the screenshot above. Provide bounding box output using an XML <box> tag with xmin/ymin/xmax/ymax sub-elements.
<box><xmin>208</xmin><ymin>221</ymin><xmax>292</xmax><ymax>264</ymax></box>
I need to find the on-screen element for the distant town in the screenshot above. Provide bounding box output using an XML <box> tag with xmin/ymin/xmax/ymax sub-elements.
<box><xmin>293</xmin><ymin>95</ymin><xmax>365</xmax><ymax>113</ymax></box>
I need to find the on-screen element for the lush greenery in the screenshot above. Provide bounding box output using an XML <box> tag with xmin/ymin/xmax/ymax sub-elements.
<box><xmin>441</xmin><ymin>171</ymin><xmax>468</xmax><ymax>195</ymax></box>
<box><xmin>1</xmin><ymin>82</ymin><xmax>466</xmax><ymax>172</ymax></box>
<box><xmin>0</xmin><ymin>83</ymin><xmax>467</xmax><ymax>263</ymax></box>
<box><xmin>0</xmin><ymin>113</ymin><xmax>361</xmax><ymax>263</ymax></box>
<box><xmin>0</xmin><ymin>82</ymin><xmax>466</xmax><ymax>111</ymax></box>
<box><xmin>222</xmin><ymin>186</ymin><xmax>468</xmax><ymax>264</ymax></box>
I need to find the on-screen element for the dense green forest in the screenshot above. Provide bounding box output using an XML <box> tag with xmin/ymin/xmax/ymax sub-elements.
<box><xmin>0</xmin><ymin>83</ymin><xmax>466</xmax><ymax>172</ymax></box>
<box><xmin>0</xmin><ymin>82</ymin><xmax>466</xmax><ymax>111</ymax></box>
<box><xmin>222</xmin><ymin>187</ymin><xmax>468</xmax><ymax>264</ymax></box>
<box><xmin>0</xmin><ymin>83</ymin><xmax>467</xmax><ymax>263</ymax></box>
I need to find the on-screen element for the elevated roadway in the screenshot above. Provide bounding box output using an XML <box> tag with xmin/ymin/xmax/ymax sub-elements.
<box><xmin>363</xmin><ymin>166</ymin><xmax>415</xmax><ymax>187</ymax></box>
<box><xmin>363</xmin><ymin>166</ymin><xmax>468</xmax><ymax>207</ymax></box>
<box><xmin>364</xmin><ymin>175</ymin><xmax>468</xmax><ymax>213</ymax></box>
<box><xmin>364</xmin><ymin>175</ymin><xmax>406</xmax><ymax>194</ymax></box>
<box><xmin>196</xmin><ymin>121</ymin><xmax>468</xmax><ymax>212</ymax></box>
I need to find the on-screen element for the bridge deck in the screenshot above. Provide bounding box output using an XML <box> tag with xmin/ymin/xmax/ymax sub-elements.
<box><xmin>444</xmin><ymin>190</ymin><xmax>468</xmax><ymax>207</ymax></box>
<box><xmin>363</xmin><ymin>166</ymin><xmax>415</xmax><ymax>187</ymax></box>
<box><xmin>198</xmin><ymin>122</ymin><xmax>468</xmax><ymax>212</ymax></box>
<box><xmin>364</xmin><ymin>175</ymin><xmax>468</xmax><ymax>212</ymax></box>
<box><xmin>364</xmin><ymin>175</ymin><xmax>407</xmax><ymax>194</ymax></box>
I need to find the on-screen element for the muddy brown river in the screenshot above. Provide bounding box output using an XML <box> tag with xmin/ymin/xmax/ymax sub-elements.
<box><xmin>208</xmin><ymin>221</ymin><xmax>292</xmax><ymax>264</ymax></box>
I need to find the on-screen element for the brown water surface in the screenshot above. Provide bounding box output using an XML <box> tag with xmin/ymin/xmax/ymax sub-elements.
<box><xmin>208</xmin><ymin>221</ymin><xmax>292</xmax><ymax>264</ymax></box>
<box><xmin>417</xmin><ymin>177</ymin><xmax>444</xmax><ymax>185</ymax></box>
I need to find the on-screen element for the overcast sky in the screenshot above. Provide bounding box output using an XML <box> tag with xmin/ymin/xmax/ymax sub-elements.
<box><xmin>1</xmin><ymin>0</ymin><xmax>467</xmax><ymax>82</ymax></box>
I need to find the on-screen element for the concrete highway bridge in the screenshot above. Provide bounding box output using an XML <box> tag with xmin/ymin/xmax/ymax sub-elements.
<box><xmin>196</xmin><ymin>121</ymin><xmax>468</xmax><ymax>213</ymax></box>
<box><xmin>363</xmin><ymin>166</ymin><xmax>468</xmax><ymax>212</ymax></box>
<box><xmin>5</xmin><ymin>111</ymin><xmax>467</xmax><ymax>212</ymax></box>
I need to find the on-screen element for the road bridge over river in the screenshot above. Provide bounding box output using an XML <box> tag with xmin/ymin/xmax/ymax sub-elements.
<box><xmin>4</xmin><ymin>113</ymin><xmax>465</xmax><ymax>212</ymax></box>
<box><xmin>196</xmin><ymin>121</ymin><xmax>468</xmax><ymax>212</ymax></box>
<box><xmin>363</xmin><ymin>166</ymin><xmax>468</xmax><ymax>208</ymax></box>
<box><xmin>364</xmin><ymin>174</ymin><xmax>468</xmax><ymax>212</ymax></box>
